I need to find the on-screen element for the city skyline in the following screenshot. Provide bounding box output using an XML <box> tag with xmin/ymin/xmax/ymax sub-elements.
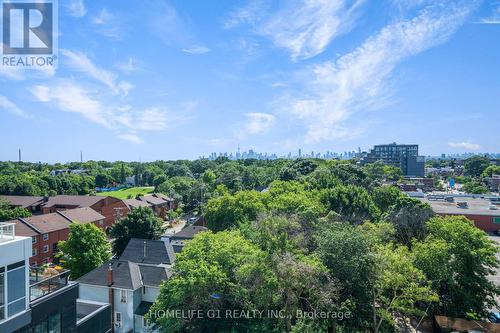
<box><xmin>1</xmin><ymin>0</ymin><xmax>500</xmax><ymax>161</ymax></box>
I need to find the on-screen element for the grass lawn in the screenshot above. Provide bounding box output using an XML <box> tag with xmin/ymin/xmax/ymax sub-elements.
<box><xmin>96</xmin><ymin>186</ymin><xmax>154</xmax><ymax>200</ymax></box>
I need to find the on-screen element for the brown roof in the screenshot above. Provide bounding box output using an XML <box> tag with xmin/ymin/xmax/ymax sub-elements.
<box><xmin>58</xmin><ymin>207</ymin><xmax>105</xmax><ymax>224</ymax></box>
<box><xmin>0</xmin><ymin>195</ymin><xmax>45</xmax><ymax>208</ymax></box>
<box><xmin>139</xmin><ymin>194</ymin><xmax>169</xmax><ymax>206</ymax></box>
<box><xmin>18</xmin><ymin>213</ymin><xmax>71</xmax><ymax>234</ymax></box>
<box><xmin>43</xmin><ymin>195</ymin><xmax>106</xmax><ymax>209</ymax></box>
<box><xmin>11</xmin><ymin>219</ymin><xmax>39</xmax><ymax>237</ymax></box>
<box><xmin>124</xmin><ymin>198</ymin><xmax>152</xmax><ymax>209</ymax></box>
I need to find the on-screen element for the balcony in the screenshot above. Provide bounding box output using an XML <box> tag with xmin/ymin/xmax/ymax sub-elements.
<box><xmin>0</xmin><ymin>222</ymin><xmax>15</xmax><ymax>243</ymax></box>
<box><xmin>29</xmin><ymin>266</ymin><xmax>71</xmax><ymax>302</ymax></box>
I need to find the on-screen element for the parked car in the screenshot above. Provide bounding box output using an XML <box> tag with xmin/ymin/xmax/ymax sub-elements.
<box><xmin>488</xmin><ymin>312</ymin><xmax>500</xmax><ymax>323</ymax></box>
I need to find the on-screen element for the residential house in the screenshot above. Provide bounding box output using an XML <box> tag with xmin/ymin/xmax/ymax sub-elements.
<box><xmin>0</xmin><ymin>196</ymin><xmax>46</xmax><ymax>214</ymax></box>
<box><xmin>161</xmin><ymin>225</ymin><xmax>208</xmax><ymax>253</ymax></box>
<box><xmin>137</xmin><ymin>194</ymin><xmax>174</xmax><ymax>219</ymax></box>
<box><xmin>0</xmin><ymin>222</ymin><xmax>112</xmax><ymax>333</ymax></box>
<box><xmin>78</xmin><ymin>239</ymin><xmax>175</xmax><ymax>333</ymax></box>
<box><xmin>123</xmin><ymin>198</ymin><xmax>152</xmax><ymax>211</ymax></box>
<box><xmin>42</xmin><ymin>195</ymin><xmax>130</xmax><ymax>231</ymax></box>
<box><xmin>7</xmin><ymin>208</ymin><xmax>106</xmax><ymax>266</ymax></box>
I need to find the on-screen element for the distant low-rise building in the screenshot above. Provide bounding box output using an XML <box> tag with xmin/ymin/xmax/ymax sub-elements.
<box><xmin>0</xmin><ymin>196</ymin><xmax>46</xmax><ymax>214</ymax></box>
<box><xmin>7</xmin><ymin>207</ymin><xmax>106</xmax><ymax>266</ymax></box>
<box><xmin>42</xmin><ymin>195</ymin><xmax>130</xmax><ymax>230</ymax></box>
<box><xmin>419</xmin><ymin>196</ymin><xmax>500</xmax><ymax>232</ymax></box>
<box><xmin>137</xmin><ymin>194</ymin><xmax>174</xmax><ymax>219</ymax></box>
<box><xmin>162</xmin><ymin>225</ymin><xmax>208</xmax><ymax>253</ymax></box>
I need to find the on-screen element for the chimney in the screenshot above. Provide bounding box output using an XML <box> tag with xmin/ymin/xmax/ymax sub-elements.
<box><xmin>107</xmin><ymin>263</ymin><xmax>113</xmax><ymax>286</ymax></box>
<box><xmin>107</xmin><ymin>263</ymin><xmax>115</xmax><ymax>333</ymax></box>
<box><xmin>143</xmin><ymin>241</ymin><xmax>147</xmax><ymax>259</ymax></box>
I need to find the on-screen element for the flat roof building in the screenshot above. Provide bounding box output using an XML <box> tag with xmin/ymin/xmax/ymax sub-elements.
<box><xmin>419</xmin><ymin>196</ymin><xmax>500</xmax><ymax>232</ymax></box>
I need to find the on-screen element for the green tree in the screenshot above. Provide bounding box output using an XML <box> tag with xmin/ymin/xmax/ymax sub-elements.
<box><xmin>279</xmin><ymin>159</ymin><xmax>318</xmax><ymax>181</ymax></box>
<box><xmin>205</xmin><ymin>191</ymin><xmax>265</xmax><ymax>231</ymax></box>
<box><xmin>58</xmin><ymin>223</ymin><xmax>112</xmax><ymax>279</ymax></box>
<box><xmin>383</xmin><ymin>196</ymin><xmax>434</xmax><ymax>246</ymax></box>
<box><xmin>95</xmin><ymin>172</ymin><xmax>112</xmax><ymax>188</ymax></box>
<box><xmin>481</xmin><ymin>165</ymin><xmax>500</xmax><ymax>178</ymax></box>
<box><xmin>149</xmin><ymin>231</ymin><xmax>277</xmax><ymax>332</ymax></box>
<box><xmin>372</xmin><ymin>245</ymin><xmax>437</xmax><ymax>333</ymax></box>
<box><xmin>0</xmin><ymin>199</ymin><xmax>32</xmax><ymax>222</ymax></box>
<box><xmin>413</xmin><ymin>216</ymin><xmax>500</xmax><ymax>318</ymax></box>
<box><xmin>321</xmin><ymin>185</ymin><xmax>379</xmax><ymax>224</ymax></box>
<box><xmin>464</xmin><ymin>156</ymin><xmax>491</xmax><ymax>177</ymax></box>
<box><xmin>109</xmin><ymin>207</ymin><xmax>164</xmax><ymax>255</ymax></box>
<box><xmin>371</xmin><ymin>186</ymin><xmax>403</xmax><ymax>212</ymax></box>
<box><xmin>316</xmin><ymin>223</ymin><xmax>375</xmax><ymax>331</ymax></box>
<box><xmin>462</xmin><ymin>180</ymin><xmax>489</xmax><ymax>194</ymax></box>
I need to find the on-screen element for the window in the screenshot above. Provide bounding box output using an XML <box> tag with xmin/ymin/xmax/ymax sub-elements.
<box><xmin>7</xmin><ymin>264</ymin><xmax>26</xmax><ymax>317</ymax></box>
<box><xmin>143</xmin><ymin>316</ymin><xmax>149</xmax><ymax>328</ymax></box>
<box><xmin>42</xmin><ymin>234</ymin><xmax>49</xmax><ymax>241</ymax></box>
<box><xmin>99</xmin><ymin>220</ymin><xmax>104</xmax><ymax>226</ymax></box>
<box><xmin>120</xmin><ymin>289</ymin><xmax>127</xmax><ymax>303</ymax></box>
<box><xmin>48</xmin><ymin>312</ymin><xmax>61</xmax><ymax>333</ymax></box>
<box><xmin>142</xmin><ymin>286</ymin><xmax>146</xmax><ymax>295</ymax></box>
<box><xmin>32</xmin><ymin>248</ymin><xmax>37</xmax><ymax>256</ymax></box>
<box><xmin>115</xmin><ymin>312</ymin><xmax>122</xmax><ymax>326</ymax></box>
<box><xmin>43</xmin><ymin>245</ymin><xmax>49</xmax><ymax>253</ymax></box>
<box><xmin>42</xmin><ymin>258</ymin><xmax>49</xmax><ymax>264</ymax></box>
<box><xmin>0</xmin><ymin>271</ymin><xmax>4</xmax><ymax>320</ymax></box>
<box><xmin>32</xmin><ymin>236</ymin><xmax>37</xmax><ymax>244</ymax></box>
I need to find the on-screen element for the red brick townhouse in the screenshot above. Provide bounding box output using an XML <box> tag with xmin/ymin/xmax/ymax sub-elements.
<box><xmin>42</xmin><ymin>195</ymin><xmax>130</xmax><ymax>231</ymax></box>
<box><xmin>137</xmin><ymin>193</ymin><xmax>174</xmax><ymax>219</ymax></box>
<box><xmin>7</xmin><ymin>207</ymin><xmax>106</xmax><ymax>266</ymax></box>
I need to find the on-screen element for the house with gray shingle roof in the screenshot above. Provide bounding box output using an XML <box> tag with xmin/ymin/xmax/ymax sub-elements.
<box><xmin>78</xmin><ymin>238</ymin><xmax>175</xmax><ymax>333</ymax></box>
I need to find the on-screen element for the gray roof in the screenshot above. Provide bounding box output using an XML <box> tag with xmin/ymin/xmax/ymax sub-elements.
<box><xmin>419</xmin><ymin>197</ymin><xmax>500</xmax><ymax>217</ymax></box>
<box><xmin>139</xmin><ymin>265</ymin><xmax>172</xmax><ymax>287</ymax></box>
<box><xmin>78</xmin><ymin>260</ymin><xmax>142</xmax><ymax>290</ymax></box>
<box><xmin>120</xmin><ymin>239</ymin><xmax>176</xmax><ymax>265</ymax></box>
<box><xmin>171</xmin><ymin>226</ymin><xmax>208</xmax><ymax>241</ymax></box>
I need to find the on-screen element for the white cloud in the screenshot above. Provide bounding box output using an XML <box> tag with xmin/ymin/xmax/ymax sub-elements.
<box><xmin>118</xmin><ymin>133</ymin><xmax>143</xmax><ymax>144</ymax></box>
<box><xmin>224</xmin><ymin>0</ymin><xmax>268</xmax><ymax>29</ymax></box>
<box><xmin>182</xmin><ymin>45</ymin><xmax>211</xmax><ymax>54</ymax></box>
<box><xmin>117</xmin><ymin>57</ymin><xmax>139</xmax><ymax>73</ymax></box>
<box><xmin>30</xmin><ymin>82</ymin><xmax>111</xmax><ymax>127</ymax></box>
<box><xmin>61</xmin><ymin>49</ymin><xmax>133</xmax><ymax>95</ymax></box>
<box><xmin>227</xmin><ymin>0</ymin><xmax>365</xmax><ymax>61</ymax></box>
<box><xmin>0</xmin><ymin>95</ymin><xmax>31</xmax><ymax>118</ymax></box>
<box><xmin>243</xmin><ymin>112</ymin><xmax>276</xmax><ymax>135</ymax></box>
<box><xmin>67</xmin><ymin>0</ymin><xmax>87</xmax><ymax>18</ymax></box>
<box><xmin>282</xmin><ymin>1</ymin><xmax>478</xmax><ymax>142</ymax></box>
<box><xmin>93</xmin><ymin>8</ymin><xmax>113</xmax><ymax>25</ymax></box>
<box><xmin>30</xmin><ymin>80</ymin><xmax>169</xmax><ymax>135</ymax></box>
<box><xmin>478</xmin><ymin>4</ymin><xmax>500</xmax><ymax>24</ymax></box>
<box><xmin>448</xmin><ymin>142</ymin><xmax>481</xmax><ymax>150</ymax></box>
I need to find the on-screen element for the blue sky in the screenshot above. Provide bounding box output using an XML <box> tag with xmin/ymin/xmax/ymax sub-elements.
<box><xmin>1</xmin><ymin>0</ymin><xmax>499</xmax><ymax>162</ymax></box>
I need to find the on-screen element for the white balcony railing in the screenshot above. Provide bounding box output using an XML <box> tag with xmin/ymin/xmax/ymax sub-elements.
<box><xmin>0</xmin><ymin>222</ymin><xmax>15</xmax><ymax>242</ymax></box>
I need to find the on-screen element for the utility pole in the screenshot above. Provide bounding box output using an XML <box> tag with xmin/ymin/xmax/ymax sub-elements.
<box><xmin>18</xmin><ymin>149</ymin><xmax>21</xmax><ymax>163</ymax></box>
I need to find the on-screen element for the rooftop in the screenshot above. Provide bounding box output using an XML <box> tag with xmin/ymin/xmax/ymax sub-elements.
<box><xmin>171</xmin><ymin>225</ymin><xmax>208</xmax><ymax>240</ymax></box>
<box><xmin>419</xmin><ymin>197</ymin><xmax>500</xmax><ymax>216</ymax></box>
<box><xmin>43</xmin><ymin>195</ymin><xmax>108</xmax><ymax>208</ymax></box>
<box><xmin>0</xmin><ymin>195</ymin><xmax>45</xmax><ymax>208</ymax></box>
<box><xmin>124</xmin><ymin>198</ymin><xmax>152</xmax><ymax>209</ymax></box>
<box><xmin>120</xmin><ymin>238</ymin><xmax>175</xmax><ymax>265</ymax></box>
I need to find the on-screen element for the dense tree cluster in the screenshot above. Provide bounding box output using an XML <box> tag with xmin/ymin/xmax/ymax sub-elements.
<box><xmin>150</xmin><ymin>160</ymin><xmax>499</xmax><ymax>332</ymax></box>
